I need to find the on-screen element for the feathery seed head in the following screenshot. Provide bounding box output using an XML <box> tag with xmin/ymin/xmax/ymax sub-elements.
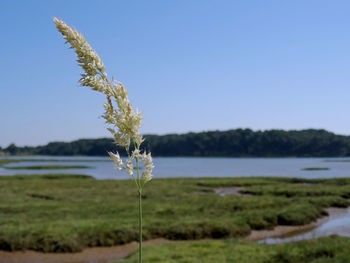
<box><xmin>54</xmin><ymin>17</ymin><xmax>153</xmax><ymax>184</ymax></box>
<box><xmin>126</xmin><ymin>158</ymin><xmax>134</xmax><ymax>175</ymax></box>
<box><xmin>141</xmin><ymin>152</ymin><xmax>154</xmax><ymax>183</ymax></box>
<box><xmin>108</xmin><ymin>151</ymin><xmax>123</xmax><ymax>170</ymax></box>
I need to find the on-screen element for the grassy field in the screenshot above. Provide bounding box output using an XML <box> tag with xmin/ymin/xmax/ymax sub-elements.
<box><xmin>0</xmin><ymin>174</ymin><xmax>350</xmax><ymax>253</ymax></box>
<box><xmin>0</xmin><ymin>158</ymin><xmax>107</xmax><ymax>166</ymax></box>
<box><xmin>301</xmin><ymin>167</ymin><xmax>330</xmax><ymax>171</ymax></box>
<box><xmin>119</xmin><ymin>236</ymin><xmax>350</xmax><ymax>263</ymax></box>
<box><xmin>4</xmin><ymin>165</ymin><xmax>90</xmax><ymax>170</ymax></box>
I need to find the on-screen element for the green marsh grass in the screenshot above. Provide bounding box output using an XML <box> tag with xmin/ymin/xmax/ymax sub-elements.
<box><xmin>0</xmin><ymin>175</ymin><xmax>350</xmax><ymax>252</ymax></box>
<box><xmin>5</xmin><ymin>165</ymin><xmax>90</xmax><ymax>170</ymax></box>
<box><xmin>118</xmin><ymin>236</ymin><xmax>350</xmax><ymax>263</ymax></box>
<box><xmin>0</xmin><ymin>158</ymin><xmax>107</xmax><ymax>166</ymax></box>
<box><xmin>302</xmin><ymin>167</ymin><xmax>330</xmax><ymax>171</ymax></box>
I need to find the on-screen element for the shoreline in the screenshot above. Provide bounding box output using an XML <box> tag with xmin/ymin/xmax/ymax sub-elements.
<box><xmin>247</xmin><ymin>207</ymin><xmax>349</xmax><ymax>242</ymax></box>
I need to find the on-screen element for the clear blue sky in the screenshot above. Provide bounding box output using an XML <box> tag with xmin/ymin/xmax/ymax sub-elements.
<box><xmin>1</xmin><ymin>0</ymin><xmax>350</xmax><ymax>147</ymax></box>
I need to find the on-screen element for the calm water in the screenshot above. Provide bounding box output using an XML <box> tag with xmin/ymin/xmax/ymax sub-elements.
<box><xmin>1</xmin><ymin>156</ymin><xmax>350</xmax><ymax>180</ymax></box>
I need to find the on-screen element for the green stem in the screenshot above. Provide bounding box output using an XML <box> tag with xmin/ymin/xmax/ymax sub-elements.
<box><xmin>136</xmin><ymin>153</ymin><xmax>142</xmax><ymax>263</ymax></box>
<box><xmin>138</xmin><ymin>188</ymin><xmax>143</xmax><ymax>263</ymax></box>
<box><xmin>131</xmin><ymin>137</ymin><xmax>142</xmax><ymax>262</ymax></box>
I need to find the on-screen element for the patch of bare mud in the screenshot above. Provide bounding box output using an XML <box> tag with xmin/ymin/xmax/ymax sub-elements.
<box><xmin>194</xmin><ymin>186</ymin><xmax>251</xmax><ymax>197</ymax></box>
<box><xmin>0</xmin><ymin>238</ymin><xmax>168</xmax><ymax>263</ymax></box>
<box><xmin>214</xmin><ymin>187</ymin><xmax>252</xmax><ymax>197</ymax></box>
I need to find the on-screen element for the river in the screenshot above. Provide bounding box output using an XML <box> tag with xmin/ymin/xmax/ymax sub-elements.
<box><xmin>1</xmin><ymin>156</ymin><xmax>350</xmax><ymax>180</ymax></box>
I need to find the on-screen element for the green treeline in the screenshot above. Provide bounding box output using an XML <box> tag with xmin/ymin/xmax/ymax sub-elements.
<box><xmin>1</xmin><ymin>128</ymin><xmax>350</xmax><ymax>157</ymax></box>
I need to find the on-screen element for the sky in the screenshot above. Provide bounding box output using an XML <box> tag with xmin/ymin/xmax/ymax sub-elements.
<box><xmin>1</xmin><ymin>0</ymin><xmax>350</xmax><ymax>147</ymax></box>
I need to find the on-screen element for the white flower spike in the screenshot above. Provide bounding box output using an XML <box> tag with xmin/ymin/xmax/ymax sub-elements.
<box><xmin>53</xmin><ymin>17</ymin><xmax>154</xmax><ymax>184</ymax></box>
<box><xmin>108</xmin><ymin>152</ymin><xmax>123</xmax><ymax>170</ymax></box>
<box><xmin>54</xmin><ymin>18</ymin><xmax>154</xmax><ymax>263</ymax></box>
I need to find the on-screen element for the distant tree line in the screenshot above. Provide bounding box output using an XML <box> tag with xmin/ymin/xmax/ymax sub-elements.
<box><xmin>2</xmin><ymin>129</ymin><xmax>350</xmax><ymax>157</ymax></box>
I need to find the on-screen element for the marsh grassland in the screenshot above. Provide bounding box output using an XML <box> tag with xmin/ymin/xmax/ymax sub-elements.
<box><xmin>4</xmin><ymin>165</ymin><xmax>90</xmax><ymax>170</ymax></box>
<box><xmin>0</xmin><ymin>173</ymin><xmax>350</xmax><ymax>258</ymax></box>
<box><xmin>117</xmin><ymin>236</ymin><xmax>350</xmax><ymax>263</ymax></box>
<box><xmin>0</xmin><ymin>158</ymin><xmax>105</xmax><ymax>166</ymax></box>
<box><xmin>302</xmin><ymin>167</ymin><xmax>330</xmax><ymax>171</ymax></box>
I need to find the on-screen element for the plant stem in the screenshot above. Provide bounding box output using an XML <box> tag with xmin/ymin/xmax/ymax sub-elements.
<box><xmin>138</xmin><ymin>188</ymin><xmax>142</xmax><ymax>263</ymax></box>
<box><xmin>136</xmin><ymin>155</ymin><xmax>142</xmax><ymax>263</ymax></box>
